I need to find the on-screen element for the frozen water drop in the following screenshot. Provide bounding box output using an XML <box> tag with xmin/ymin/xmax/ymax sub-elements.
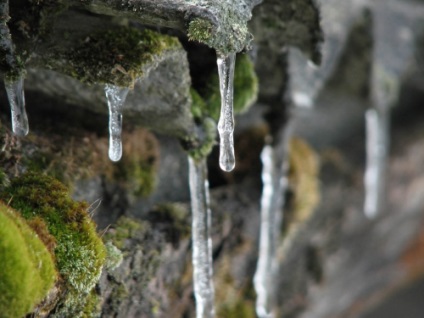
<box><xmin>104</xmin><ymin>84</ymin><xmax>129</xmax><ymax>162</ymax></box>
<box><xmin>188</xmin><ymin>156</ymin><xmax>215</xmax><ymax>318</ymax></box>
<box><xmin>217</xmin><ymin>53</ymin><xmax>236</xmax><ymax>172</ymax></box>
<box><xmin>5</xmin><ymin>78</ymin><xmax>29</xmax><ymax>136</ymax></box>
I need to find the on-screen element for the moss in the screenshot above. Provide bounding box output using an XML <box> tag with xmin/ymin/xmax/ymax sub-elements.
<box><xmin>0</xmin><ymin>203</ymin><xmax>57</xmax><ymax>318</ymax></box>
<box><xmin>185</xmin><ymin>117</ymin><xmax>217</xmax><ymax>160</ymax></box>
<box><xmin>281</xmin><ymin>138</ymin><xmax>320</xmax><ymax>248</ymax></box>
<box><xmin>190</xmin><ymin>88</ymin><xmax>208</xmax><ymax>120</ymax></box>
<box><xmin>104</xmin><ymin>216</ymin><xmax>144</xmax><ymax>250</ymax></box>
<box><xmin>0</xmin><ymin>172</ymin><xmax>106</xmax><ymax>316</ymax></box>
<box><xmin>187</xmin><ymin>19</ymin><xmax>214</xmax><ymax>44</ymax></box>
<box><xmin>104</xmin><ymin>241</ymin><xmax>123</xmax><ymax>271</ymax></box>
<box><xmin>113</xmin><ymin>128</ymin><xmax>159</xmax><ymax>197</ymax></box>
<box><xmin>52</xmin><ymin>27</ymin><xmax>180</xmax><ymax>87</ymax></box>
<box><xmin>201</xmin><ymin>53</ymin><xmax>258</xmax><ymax>121</ymax></box>
<box><xmin>147</xmin><ymin>203</ymin><xmax>190</xmax><ymax>246</ymax></box>
<box><xmin>81</xmin><ymin>289</ymin><xmax>101</xmax><ymax>318</ymax></box>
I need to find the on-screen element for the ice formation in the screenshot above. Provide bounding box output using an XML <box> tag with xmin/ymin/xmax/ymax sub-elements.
<box><xmin>288</xmin><ymin>0</ymin><xmax>363</xmax><ymax>108</ymax></box>
<box><xmin>254</xmin><ymin>123</ymin><xmax>292</xmax><ymax>318</ymax></box>
<box><xmin>217</xmin><ymin>53</ymin><xmax>236</xmax><ymax>172</ymax></box>
<box><xmin>5</xmin><ymin>78</ymin><xmax>29</xmax><ymax>136</ymax></box>
<box><xmin>188</xmin><ymin>157</ymin><xmax>215</xmax><ymax>318</ymax></box>
<box><xmin>104</xmin><ymin>84</ymin><xmax>129</xmax><ymax>162</ymax></box>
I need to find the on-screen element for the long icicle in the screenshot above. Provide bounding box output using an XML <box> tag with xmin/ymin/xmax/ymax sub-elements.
<box><xmin>104</xmin><ymin>84</ymin><xmax>129</xmax><ymax>162</ymax></box>
<box><xmin>5</xmin><ymin>78</ymin><xmax>28</xmax><ymax>136</ymax></box>
<box><xmin>188</xmin><ymin>156</ymin><xmax>215</xmax><ymax>318</ymax></box>
<box><xmin>217</xmin><ymin>53</ymin><xmax>236</xmax><ymax>172</ymax></box>
<box><xmin>364</xmin><ymin>106</ymin><xmax>389</xmax><ymax>218</ymax></box>
<box><xmin>254</xmin><ymin>125</ymin><xmax>292</xmax><ymax>318</ymax></box>
<box><xmin>1</xmin><ymin>1</ymin><xmax>29</xmax><ymax>136</ymax></box>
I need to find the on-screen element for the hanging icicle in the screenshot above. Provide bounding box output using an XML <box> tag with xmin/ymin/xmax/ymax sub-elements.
<box><xmin>363</xmin><ymin>107</ymin><xmax>389</xmax><ymax>218</ymax></box>
<box><xmin>5</xmin><ymin>78</ymin><xmax>28</xmax><ymax>136</ymax></box>
<box><xmin>254</xmin><ymin>124</ymin><xmax>292</xmax><ymax>318</ymax></box>
<box><xmin>217</xmin><ymin>53</ymin><xmax>236</xmax><ymax>172</ymax></box>
<box><xmin>188</xmin><ymin>156</ymin><xmax>215</xmax><ymax>318</ymax></box>
<box><xmin>104</xmin><ymin>84</ymin><xmax>129</xmax><ymax>162</ymax></box>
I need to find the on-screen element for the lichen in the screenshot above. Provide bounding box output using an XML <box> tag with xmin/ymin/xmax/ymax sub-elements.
<box><xmin>47</xmin><ymin>27</ymin><xmax>181</xmax><ymax>87</ymax></box>
<box><xmin>0</xmin><ymin>172</ymin><xmax>106</xmax><ymax>316</ymax></box>
<box><xmin>0</xmin><ymin>203</ymin><xmax>57</xmax><ymax>318</ymax></box>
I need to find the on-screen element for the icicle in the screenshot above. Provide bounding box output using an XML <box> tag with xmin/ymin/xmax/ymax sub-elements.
<box><xmin>5</xmin><ymin>78</ymin><xmax>28</xmax><ymax>136</ymax></box>
<box><xmin>254</xmin><ymin>126</ymin><xmax>292</xmax><ymax>318</ymax></box>
<box><xmin>217</xmin><ymin>53</ymin><xmax>236</xmax><ymax>172</ymax></box>
<box><xmin>104</xmin><ymin>84</ymin><xmax>129</xmax><ymax>162</ymax></box>
<box><xmin>364</xmin><ymin>107</ymin><xmax>389</xmax><ymax>218</ymax></box>
<box><xmin>188</xmin><ymin>156</ymin><xmax>215</xmax><ymax>318</ymax></box>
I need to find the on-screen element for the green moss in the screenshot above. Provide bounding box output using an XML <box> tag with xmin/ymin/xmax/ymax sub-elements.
<box><xmin>187</xmin><ymin>19</ymin><xmax>214</xmax><ymax>44</ymax></box>
<box><xmin>0</xmin><ymin>203</ymin><xmax>57</xmax><ymax>318</ymax></box>
<box><xmin>53</xmin><ymin>27</ymin><xmax>180</xmax><ymax>87</ymax></box>
<box><xmin>113</xmin><ymin>128</ymin><xmax>159</xmax><ymax>197</ymax></box>
<box><xmin>186</xmin><ymin>117</ymin><xmax>217</xmax><ymax>160</ymax></box>
<box><xmin>104</xmin><ymin>241</ymin><xmax>123</xmax><ymax>271</ymax></box>
<box><xmin>104</xmin><ymin>216</ymin><xmax>144</xmax><ymax>250</ymax></box>
<box><xmin>201</xmin><ymin>53</ymin><xmax>258</xmax><ymax>121</ymax></box>
<box><xmin>218</xmin><ymin>300</ymin><xmax>256</xmax><ymax>318</ymax></box>
<box><xmin>0</xmin><ymin>172</ymin><xmax>106</xmax><ymax>316</ymax></box>
<box><xmin>190</xmin><ymin>88</ymin><xmax>208</xmax><ymax>120</ymax></box>
<box><xmin>81</xmin><ymin>289</ymin><xmax>101</xmax><ymax>318</ymax></box>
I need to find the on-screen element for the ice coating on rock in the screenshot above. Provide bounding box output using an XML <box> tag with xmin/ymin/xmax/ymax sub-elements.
<box><xmin>288</xmin><ymin>0</ymin><xmax>363</xmax><ymax>107</ymax></box>
<box><xmin>217</xmin><ymin>53</ymin><xmax>236</xmax><ymax>172</ymax></box>
<box><xmin>254</xmin><ymin>125</ymin><xmax>292</xmax><ymax>318</ymax></box>
<box><xmin>188</xmin><ymin>157</ymin><xmax>215</xmax><ymax>318</ymax></box>
<box><xmin>104</xmin><ymin>84</ymin><xmax>129</xmax><ymax>162</ymax></box>
<box><xmin>5</xmin><ymin>78</ymin><xmax>29</xmax><ymax>136</ymax></box>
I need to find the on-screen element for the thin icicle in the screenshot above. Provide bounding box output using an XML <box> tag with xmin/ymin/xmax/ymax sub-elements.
<box><xmin>254</xmin><ymin>126</ymin><xmax>292</xmax><ymax>318</ymax></box>
<box><xmin>364</xmin><ymin>108</ymin><xmax>389</xmax><ymax>218</ymax></box>
<box><xmin>104</xmin><ymin>84</ymin><xmax>129</xmax><ymax>162</ymax></box>
<box><xmin>188</xmin><ymin>156</ymin><xmax>215</xmax><ymax>318</ymax></box>
<box><xmin>5</xmin><ymin>78</ymin><xmax>28</xmax><ymax>136</ymax></box>
<box><xmin>217</xmin><ymin>53</ymin><xmax>236</xmax><ymax>172</ymax></box>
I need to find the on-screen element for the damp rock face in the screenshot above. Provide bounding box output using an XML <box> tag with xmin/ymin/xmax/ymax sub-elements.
<box><xmin>3</xmin><ymin>0</ymin><xmax>424</xmax><ymax>318</ymax></box>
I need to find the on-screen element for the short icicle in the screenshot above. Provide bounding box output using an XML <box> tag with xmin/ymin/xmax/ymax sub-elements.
<box><xmin>217</xmin><ymin>53</ymin><xmax>236</xmax><ymax>172</ymax></box>
<box><xmin>254</xmin><ymin>126</ymin><xmax>292</xmax><ymax>318</ymax></box>
<box><xmin>5</xmin><ymin>78</ymin><xmax>29</xmax><ymax>136</ymax></box>
<box><xmin>104</xmin><ymin>84</ymin><xmax>129</xmax><ymax>162</ymax></box>
<box><xmin>364</xmin><ymin>107</ymin><xmax>389</xmax><ymax>218</ymax></box>
<box><xmin>188</xmin><ymin>156</ymin><xmax>215</xmax><ymax>318</ymax></box>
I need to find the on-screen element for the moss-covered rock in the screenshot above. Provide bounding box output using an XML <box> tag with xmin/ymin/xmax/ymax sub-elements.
<box><xmin>49</xmin><ymin>27</ymin><xmax>180</xmax><ymax>87</ymax></box>
<box><xmin>0</xmin><ymin>203</ymin><xmax>57</xmax><ymax>318</ymax></box>
<box><xmin>0</xmin><ymin>172</ymin><xmax>106</xmax><ymax>317</ymax></box>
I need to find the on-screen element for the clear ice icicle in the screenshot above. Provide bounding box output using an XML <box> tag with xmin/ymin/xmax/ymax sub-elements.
<box><xmin>188</xmin><ymin>156</ymin><xmax>215</xmax><ymax>318</ymax></box>
<box><xmin>104</xmin><ymin>84</ymin><xmax>129</xmax><ymax>162</ymax></box>
<box><xmin>5</xmin><ymin>78</ymin><xmax>29</xmax><ymax>136</ymax></box>
<box><xmin>217</xmin><ymin>53</ymin><xmax>236</xmax><ymax>172</ymax></box>
<box><xmin>254</xmin><ymin>128</ymin><xmax>291</xmax><ymax>318</ymax></box>
<box><xmin>364</xmin><ymin>107</ymin><xmax>389</xmax><ymax>218</ymax></box>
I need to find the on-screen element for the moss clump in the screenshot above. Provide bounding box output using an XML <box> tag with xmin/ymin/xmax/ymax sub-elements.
<box><xmin>199</xmin><ymin>53</ymin><xmax>258</xmax><ymax>121</ymax></box>
<box><xmin>114</xmin><ymin>128</ymin><xmax>159</xmax><ymax>197</ymax></box>
<box><xmin>59</xmin><ymin>27</ymin><xmax>180</xmax><ymax>87</ymax></box>
<box><xmin>187</xmin><ymin>19</ymin><xmax>214</xmax><ymax>44</ymax></box>
<box><xmin>104</xmin><ymin>216</ymin><xmax>145</xmax><ymax>250</ymax></box>
<box><xmin>0</xmin><ymin>172</ymin><xmax>106</xmax><ymax>316</ymax></box>
<box><xmin>0</xmin><ymin>203</ymin><xmax>57</xmax><ymax>318</ymax></box>
<box><xmin>104</xmin><ymin>241</ymin><xmax>123</xmax><ymax>271</ymax></box>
